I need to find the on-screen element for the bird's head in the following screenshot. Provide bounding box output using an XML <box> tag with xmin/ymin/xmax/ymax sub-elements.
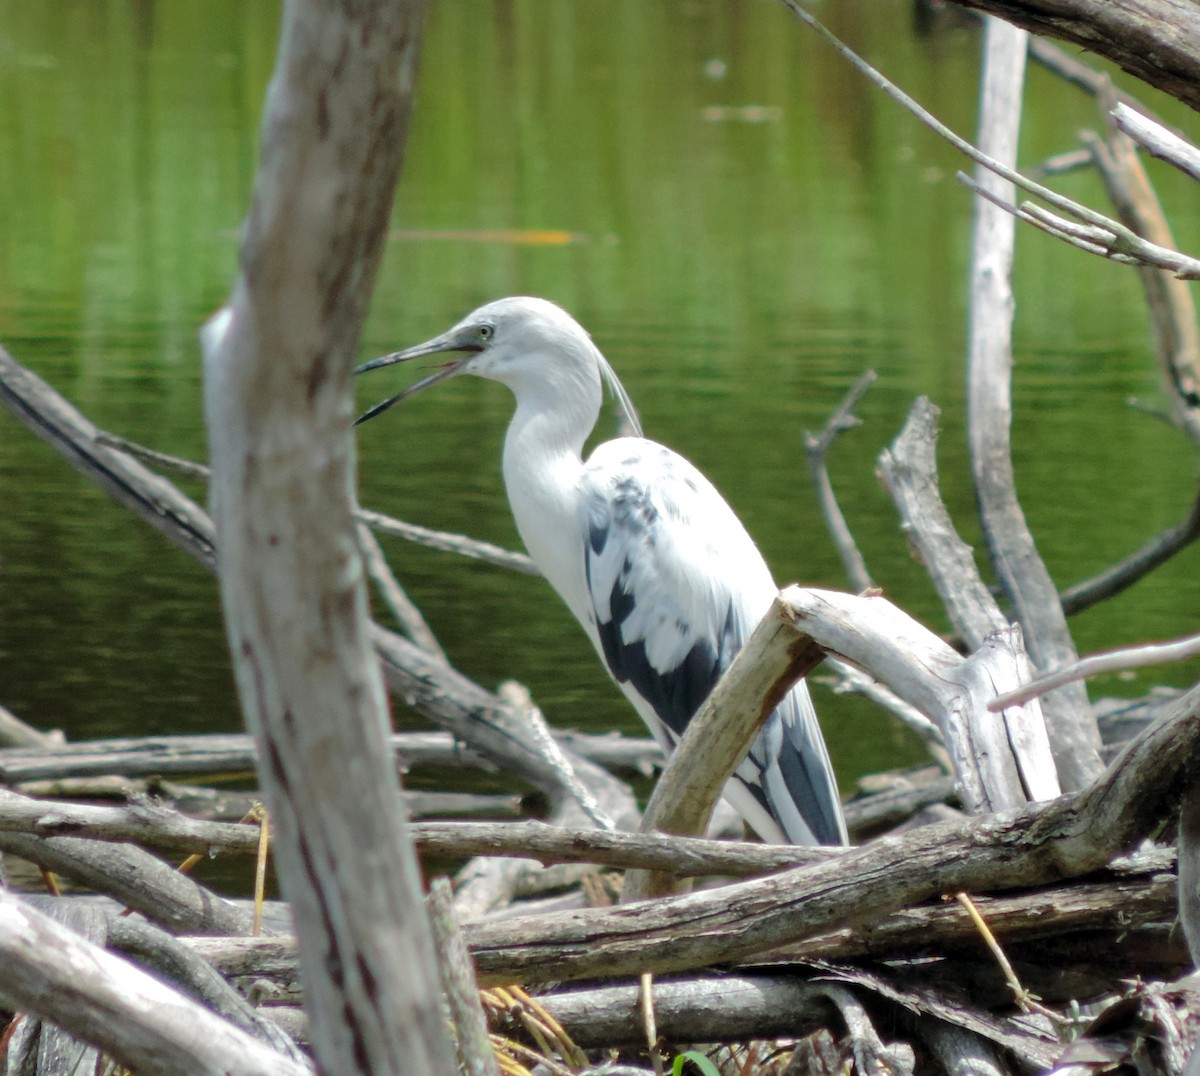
<box><xmin>355</xmin><ymin>297</ymin><xmax>641</xmax><ymax>435</ymax></box>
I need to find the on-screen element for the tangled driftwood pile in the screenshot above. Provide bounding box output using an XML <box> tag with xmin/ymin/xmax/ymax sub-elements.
<box><xmin>6</xmin><ymin>1</ymin><xmax>1200</xmax><ymax>1072</ymax></box>
<box><xmin>0</xmin><ymin>682</ymin><xmax>1196</xmax><ymax>1073</ymax></box>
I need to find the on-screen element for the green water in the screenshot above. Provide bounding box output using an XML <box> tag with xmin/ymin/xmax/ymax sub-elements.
<box><xmin>2</xmin><ymin>0</ymin><xmax>1199</xmax><ymax>787</ymax></box>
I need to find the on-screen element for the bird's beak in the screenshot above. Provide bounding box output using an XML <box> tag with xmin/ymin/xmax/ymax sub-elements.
<box><xmin>353</xmin><ymin>329</ymin><xmax>482</xmax><ymax>427</ymax></box>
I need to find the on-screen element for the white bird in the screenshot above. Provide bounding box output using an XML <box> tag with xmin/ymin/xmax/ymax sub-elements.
<box><xmin>356</xmin><ymin>297</ymin><xmax>847</xmax><ymax>846</ymax></box>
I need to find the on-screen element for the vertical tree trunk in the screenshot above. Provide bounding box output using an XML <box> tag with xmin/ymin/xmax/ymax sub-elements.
<box><xmin>201</xmin><ymin>2</ymin><xmax>456</xmax><ymax>1073</ymax></box>
<box><xmin>966</xmin><ymin>16</ymin><xmax>1104</xmax><ymax>790</ymax></box>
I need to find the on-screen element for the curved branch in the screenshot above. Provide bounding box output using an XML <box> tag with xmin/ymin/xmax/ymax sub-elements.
<box><xmin>947</xmin><ymin>0</ymin><xmax>1200</xmax><ymax>113</ymax></box>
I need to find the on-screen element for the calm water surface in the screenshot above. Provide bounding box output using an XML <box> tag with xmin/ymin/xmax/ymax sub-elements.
<box><xmin>2</xmin><ymin>1</ymin><xmax>1199</xmax><ymax>788</ymax></box>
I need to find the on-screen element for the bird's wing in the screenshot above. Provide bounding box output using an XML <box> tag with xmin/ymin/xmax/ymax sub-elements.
<box><xmin>579</xmin><ymin>439</ymin><xmax>846</xmax><ymax>846</ymax></box>
<box><xmin>729</xmin><ymin>679</ymin><xmax>848</xmax><ymax>846</ymax></box>
<box><xmin>580</xmin><ymin>439</ymin><xmax>759</xmax><ymax>745</ymax></box>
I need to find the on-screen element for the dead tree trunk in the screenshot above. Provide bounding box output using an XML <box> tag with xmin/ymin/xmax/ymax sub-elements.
<box><xmin>200</xmin><ymin>1</ymin><xmax>456</xmax><ymax>1073</ymax></box>
<box><xmin>966</xmin><ymin>17</ymin><xmax>1104</xmax><ymax>790</ymax></box>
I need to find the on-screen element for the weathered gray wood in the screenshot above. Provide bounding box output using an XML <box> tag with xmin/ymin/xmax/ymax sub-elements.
<box><xmin>804</xmin><ymin>368</ymin><xmax>878</xmax><ymax>592</ymax></box>
<box><xmin>0</xmin><ymin>346</ymin><xmax>217</xmax><ymax>569</ymax></box>
<box><xmin>179</xmin><ymin>851</ymin><xmax>1177</xmax><ymax>1037</ymax></box>
<box><xmin>1113</xmin><ymin>101</ymin><xmax>1200</xmax><ymax>183</ymax></box>
<box><xmin>0</xmin><ymin>789</ymin><xmax>821</xmax><ymax>876</ymax></box>
<box><xmin>966</xmin><ymin>16</ymin><xmax>1103</xmax><ymax>791</ymax></box>
<box><xmin>428</xmin><ymin>879</ymin><xmax>500</xmax><ymax>1076</ymax></box>
<box><xmin>946</xmin><ymin>0</ymin><xmax>1200</xmax><ymax>113</ymax></box>
<box><xmin>462</xmin><ymin>683</ymin><xmax>1198</xmax><ymax>985</ymax></box>
<box><xmin>537</xmin><ymin>974</ymin><xmax>839</xmax><ymax>1049</ymax></box>
<box><xmin>107</xmin><ymin>915</ymin><xmax>308</xmax><ymax>1064</ymax></box>
<box><xmin>0</xmin><ymin>787</ymin><xmax>260</xmax><ymax>855</ymax></box>
<box><xmin>0</xmin><ymin>704</ymin><xmax>60</xmax><ymax>750</ymax></box>
<box><xmin>200</xmin><ymin>1</ymin><xmax>453</xmax><ymax>1073</ymax></box>
<box><xmin>1179</xmin><ymin>782</ymin><xmax>1200</xmax><ymax>964</ymax></box>
<box><xmin>921</xmin><ymin>1022</ymin><xmax>1007</xmax><ymax>1076</ymax></box>
<box><xmin>0</xmin><ymin>728</ymin><xmax>661</xmax><ymax>783</ymax></box>
<box><xmin>191</xmin><ymin>688</ymin><xmax>1196</xmax><ymax>992</ymax></box>
<box><xmin>0</xmin><ymin>831</ymin><xmax>253</xmax><ymax>935</ymax></box>
<box><xmin>0</xmin><ymin>890</ymin><xmax>311</xmax><ymax>1076</ymax></box>
<box><xmin>776</xmin><ymin>856</ymin><xmax>1177</xmax><ymax>964</ymax></box>
<box><xmin>782</xmin><ymin>588</ymin><xmax>1059</xmax><ymax>812</ymax></box>
<box><xmin>29</xmin><ymin>902</ymin><xmax>108</xmax><ymax>1076</ymax></box>
<box><xmin>877</xmin><ymin>398</ymin><xmax>1007</xmax><ymax>652</ymax></box>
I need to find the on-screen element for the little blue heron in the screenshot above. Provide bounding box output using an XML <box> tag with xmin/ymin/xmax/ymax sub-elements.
<box><xmin>356</xmin><ymin>297</ymin><xmax>847</xmax><ymax>846</ymax></box>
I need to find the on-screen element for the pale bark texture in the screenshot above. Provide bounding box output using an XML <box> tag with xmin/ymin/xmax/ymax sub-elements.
<box><xmin>966</xmin><ymin>17</ymin><xmax>1104</xmax><ymax>791</ymax></box>
<box><xmin>200</xmin><ymin>1</ymin><xmax>456</xmax><ymax>1073</ymax></box>
<box><xmin>0</xmin><ymin>890</ymin><xmax>311</xmax><ymax>1076</ymax></box>
<box><xmin>948</xmin><ymin>0</ymin><xmax>1200</xmax><ymax>113</ymax></box>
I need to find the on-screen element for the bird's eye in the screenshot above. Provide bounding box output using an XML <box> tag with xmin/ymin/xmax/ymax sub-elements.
<box><xmin>478</xmin><ymin>324</ymin><xmax>494</xmax><ymax>341</ymax></box>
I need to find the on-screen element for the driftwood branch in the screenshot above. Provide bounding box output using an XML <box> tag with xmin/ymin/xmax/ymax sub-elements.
<box><xmin>943</xmin><ymin>0</ymin><xmax>1200</xmax><ymax>114</ymax></box>
<box><xmin>186</xmin><ymin>849</ymin><xmax>1178</xmax><ymax>1051</ymax></box>
<box><xmin>184</xmin><ymin>684</ymin><xmax>1198</xmax><ymax>999</ymax></box>
<box><xmin>1113</xmin><ymin>101</ymin><xmax>1200</xmax><ymax>184</ymax></box>
<box><xmin>877</xmin><ymin>397</ymin><xmax>1007</xmax><ymax>652</ymax></box>
<box><xmin>199</xmin><ymin>1</ymin><xmax>457</xmax><ymax>1072</ymax></box>
<box><xmin>0</xmin><ymin>889</ymin><xmax>311</xmax><ymax>1076</ymax></box>
<box><xmin>0</xmin><ymin>782</ymin><xmax>958</xmax><ymax>877</ymax></box>
<box><xmin>457</xmin><ymin>680</ymin><xmax>1200</xmax><ymax>986</ymax></box>
<box><xmin>0</xmin><ymin>728</ymin><xmax>659</xmax><ymax>784</ymax></box>
<box><xmin>990</xmin><ymin>631</ymin><xmax>1200</xmax><ymax>710</ymax></box>
<box><xmin>0</xmin><ymin>829</ymin><xmax>254</xmax><ymax>935</ymax></box>
<box><xmin>967</xmin><ymin>17</ymin><xmax>1101</xmax><ymax>790</ymax></box>
<box><xmin>0</xmin><ymin>704</ymin><xmax>61</xmax><ymax>750</ymax></box>
<box><xmin>782</xmin><ymin>588</ymin><xmax>1059</xmax><ymax>811</ymax></box>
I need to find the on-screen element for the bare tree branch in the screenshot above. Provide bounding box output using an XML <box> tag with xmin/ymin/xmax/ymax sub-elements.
<box><xmin>945</xmin><ymin>0</ymin><xmax>1200</xmax><ymax>113</ymax></box>
<box><xmin>1114</xmin><ymin>101</ymin><xmax>1200</xmax><ymax>184</ymax></box>
<box><xmin>199</xmin><ymin>1</ymin><xmax>457</xmax><ymax>1070</ymax></box>
<box><xmin>0</xmin><ymin>889</ymin><xmax>311</xmax><ymax>1075</ymax></box>
<box><xmin>966</xmin><ymin>18</ymin><xmax>1102</xmax><ymax>788</ymax></box>
<box><xmin>991</xmin><ymin>632</ymin><xmax>1200</xmax><ymax>710</ymax></box>
<box><xmin>803</xmin><ymin>369</ymin><xmax>878</xmax><ymax>592</ymax></box>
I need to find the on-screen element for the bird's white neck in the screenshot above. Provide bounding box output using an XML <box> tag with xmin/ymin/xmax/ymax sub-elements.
<box><xmin>499</xmin><ymin>359</ymin><xmax>603</xmax><ymax>627</ymax></box>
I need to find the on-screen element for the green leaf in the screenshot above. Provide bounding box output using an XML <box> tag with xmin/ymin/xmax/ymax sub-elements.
<box><xmin>672</xmin><ymin>1051</ymin><xmax>721</xmax><ymax>1076</ymax></box>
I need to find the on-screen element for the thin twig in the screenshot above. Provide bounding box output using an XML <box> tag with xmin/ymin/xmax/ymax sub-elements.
<box><xmin>1113</xmin><ymin>102</ymin><xmax>1200</xmax><ymax>185</ymax></box>
<box><xmin>253</xmin><ymin>805</ymin><xmax>269</xmax><ymax>938</ymax></box>
<box><xmin>94</xmin><ymin>432</ymin><xmax>210</xmax><ymax>480</ymax></box>
<box><xmin>1059</xmin><ymin>484</ymin><xmax>1200</xmax><ymax>615</ymax></box>
<box><xmin>356</xmin><ymin>521</ymin><xmax>447</xmax><ymax>660</ymax></box>
<box><xmin>100</xmin><ymin>427</ymin><xmax>538</xmax><ymax>575</ymax></box>
<box><xmin>803</xmin><ymin>369</ymin><xmax>877</xmax><ymax>592</ymax></box>
<box><xmin>991</xmin><ymin>631</ymin><xmax>1200</xmax><ymax>711</ymax></box>
<box><xmin>355</xmin><ymin>507</ymin><xmax>537</xmax><ymax>575</ymax></box>
<box><xmin>779</xmin><ymin>0</ymin><xmax>1200</xmax><ymax>279</ymax></box>
<box><xmin>639</xmin><ymin>972</ymin><xmax>661</xmax><ymax>1073</ymax></box>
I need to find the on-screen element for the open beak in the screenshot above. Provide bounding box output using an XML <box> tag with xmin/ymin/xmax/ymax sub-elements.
<box><xmin>354</xmin><ymin>332</ymin><xmax>482</xmax><ymax>427</ymax></box>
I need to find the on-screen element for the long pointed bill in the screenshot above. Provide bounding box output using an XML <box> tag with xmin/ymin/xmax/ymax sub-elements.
<box><xmin>353</xmin><ymin>335</ymin><xmax>481</xmax><ymax>427</ymax></box>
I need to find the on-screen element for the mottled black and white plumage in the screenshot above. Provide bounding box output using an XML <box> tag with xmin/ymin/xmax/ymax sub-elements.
<box><xmin>356</xmin><ymin>297</ymin><xmax>847</xmax><ymax>846</ymax></box>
